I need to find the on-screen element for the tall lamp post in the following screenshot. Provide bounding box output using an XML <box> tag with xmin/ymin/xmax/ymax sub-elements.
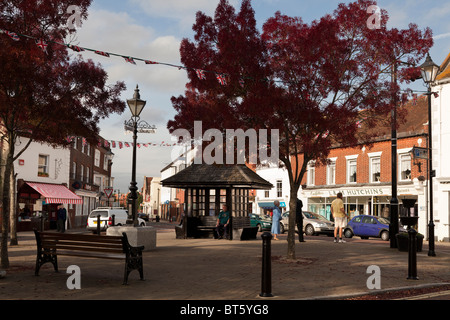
<box><xmin>126</xmin><ymin>85</ymin><xmax>146</xmax><ymax>226</ymax></box>
<box><xmin>420</xmin><ymin>53</ymin><xmax>439</xmax><ymax>257</ymax></box>
<box><xmin>390</xmin><ymin>63</ymin><xmax>399</xmax><ymax>248</ymax></box>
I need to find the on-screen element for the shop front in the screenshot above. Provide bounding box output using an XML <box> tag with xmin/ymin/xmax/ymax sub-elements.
<box><xmin>303</xmin><ymin>184</ymin><xmax>420</xmax><ymax>223</ymax></box>
<box><xmin>16</xmin><ymin>181</ymin><xmax>83</xmax><ymax>232</ymax></box>
<box><xmin>257</xmin><ymin>201</ymin><xmax>287</xmax><ymax>216</ymax></box>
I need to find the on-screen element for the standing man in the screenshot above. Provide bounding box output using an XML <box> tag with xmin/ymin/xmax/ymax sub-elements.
<box><xmin>296</xmin><ymin>198</ymin><xmax>305</xmax><ymax>242</ymax></box>
<box><xmin>215</xmin><ymin>204</ymin><xmax>230</xmax><ymax>239</ymax></box>
<box><xmin>331</xmin><ymin>193</ymin><xmax>348</xmax><ymax>243</ymax></box>
<box><xmin>57</xmin><ymin>204</ymin><xmax>67</xmax><ymax>233</ymax></box>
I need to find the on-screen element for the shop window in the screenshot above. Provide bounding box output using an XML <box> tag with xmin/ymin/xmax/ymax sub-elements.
<box><xmin>327</xmin><ymin>159</ymin><xmax>336</xmax><ymax>185</ymax></box>
<box><xmin>276</xmin><ymin>180</ymin><xmax>283</xmax><ymax>197</ymax></box>
<box><xmin>38</xmin><ymin>155</ymin><xmax>49</xmax><ymax>177</ymax></box>
<box><xmin>307</xmin><ymin>161</ymin><xmax>315</xmax><ymax>186</ymax></box>
<box><xmin>94</xmin><ymin>149</ymin><xmax>100</xmax><ymax>167</ymax></box>
<box><xmin>348</xmin><ymin>159</ymin><xmax>357</xmax><ymax>183</ymax></box>
<box><xmin>370</xmin><ymin>157</ymin><xmax>381</xmax><ymax>182</ymax></box>
<box><xmin>400</xmin><ymin>153</ymin><xmax>412</xmax><ymax>181</ymax></box>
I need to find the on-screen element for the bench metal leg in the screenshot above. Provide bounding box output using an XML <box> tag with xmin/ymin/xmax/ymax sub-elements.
<box><xmin>123</xmin><ymin>255</ymin><xmax>144</xmax><ymax>285</ymax></box>
<box><xmin>35</xmin><ymin>250</ymin><xmax>58</xmax><ymax>276</ymax></box>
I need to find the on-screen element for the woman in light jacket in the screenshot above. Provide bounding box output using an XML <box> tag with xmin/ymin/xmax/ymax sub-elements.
<box><xmin>271</xmin><ymin>200</ymin><xmax>282</xmax><ymax>240</ymax></box>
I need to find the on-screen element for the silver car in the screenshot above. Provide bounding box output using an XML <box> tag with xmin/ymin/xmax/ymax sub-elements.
<box><xmin>280</xmin><ymin>211</ymin><xmax>335</xmax><ymax>236</ymax></box>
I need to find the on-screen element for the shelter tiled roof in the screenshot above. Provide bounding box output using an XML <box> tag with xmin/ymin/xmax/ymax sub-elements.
<box><xmin>161</xmin><ymin>164</ymin><xmax>273</xmax><ymax>190</ymax></box>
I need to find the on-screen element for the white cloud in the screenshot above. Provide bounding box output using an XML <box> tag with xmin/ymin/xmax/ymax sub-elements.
<box><xmin>129</xmin><ymin>0</ymin><xmax>239</xmax><ymax>29</ymax></box>
<box><xmin>69</xmin><ymin>8</ymin><xmax>188</xmax><ymax>190</ymax></box>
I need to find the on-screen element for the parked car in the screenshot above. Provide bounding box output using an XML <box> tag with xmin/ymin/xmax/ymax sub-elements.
<box><xmin>280</xmin><ymin>211</ymin><xmax>335</xmax><ymax>236</ymax></box>
<box><xmin>87</xmin><ymin>207</ymin><xmax>146</xmax><ymax>233</ymax></box>
<box><xmin>249</xmin><ymin>213</ymin><xmax>272</xmax><ymax>232</ymax></box>
<box><xmin>344</xmin><ymin>215</ymin><xmax>391</xmax><ymax>241</ymax></box>
<box><xmin>138</xmin><ymin>213</ymin><xmax>150</xmax><ymax>221</ymax></box>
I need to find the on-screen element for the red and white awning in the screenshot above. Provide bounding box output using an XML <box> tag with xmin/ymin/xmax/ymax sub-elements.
<box><xmin>26</xmin><ymin>182</ymin><xmax>83</xmax><ymax>204</ymax></box>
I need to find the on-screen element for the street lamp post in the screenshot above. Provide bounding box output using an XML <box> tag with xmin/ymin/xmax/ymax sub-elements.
<box><xmin>420</xmin><ymin>53</ymin><xmax>439</xmax><ymax>257</ymax></box>
<box><xmin>126</xmin><ymin>85</ymin><xmax>146</xmax><ymax>226</ymax></box>
<box><xmin>390</xmin><ymin>63</ymin><xmax>399</xmax><ymax>248</ymax></box>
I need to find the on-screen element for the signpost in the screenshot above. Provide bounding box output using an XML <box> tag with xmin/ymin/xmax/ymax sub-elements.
<box><xmin>104</xmin><ymin>187</ymin><xmax>113</xmax><ymax>201</ymax></box>
<box><xmin>412</xmin><ymin>146</ymin><xmax>428</xmax><ymax>160</ymax></box>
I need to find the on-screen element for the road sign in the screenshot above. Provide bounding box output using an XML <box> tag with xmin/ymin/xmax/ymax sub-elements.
<box><xmin>412</xmin><ymin>146</ymin><xmax>428</xmax><ymax>160</ymax></box>
<box><xmin>104</xmin><ymin>188</ymin><xmax>113</xmax><ymax>198</ymax></box>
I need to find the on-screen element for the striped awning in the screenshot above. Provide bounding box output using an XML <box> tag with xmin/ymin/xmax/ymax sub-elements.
<box><xmin>26</xmin><ymin>182</ymin><xmax>83</xmax><ymax>204</ymax></box>
<box><xmin>258</xmin><ymin>202</ymin><xmax>286</xmax><ymax>209</ymax></box>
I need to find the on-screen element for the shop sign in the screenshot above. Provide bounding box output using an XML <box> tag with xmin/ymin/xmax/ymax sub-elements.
<box><xmin>308</xmin><ymin>187</ymin><xmax>387</xmax><ymax>197</ymax></box>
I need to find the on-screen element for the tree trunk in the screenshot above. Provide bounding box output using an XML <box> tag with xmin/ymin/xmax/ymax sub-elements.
<box><xmin>1</xmin><ymin>135</ymin><xmax>13</xmax><ymax>268</ymax></box>
<box><xmin>287</xmin><ymin>184</ymin><xmax>300</xmax><ymax>259</ymax></box>
<box><xmin>1</xmin><ymin>159</ymin><xmax>11</xmax><ymax>269</ymax></box>
<box><xmin>9</xmin><ymin>169</ymin><xmax>18</xmax><ymax>246</ymax></box>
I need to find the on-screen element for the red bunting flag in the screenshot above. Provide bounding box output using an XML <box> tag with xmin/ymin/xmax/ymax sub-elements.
<box><xmin>124</xmin><ymin>57</ymin><xmax>136</xmax><ymax>65</ymax></box>
<box><xmin>35</xmin><ymin>39</ymin><xmax>48</xmax><ymax>53</ymax></box>
<box><xmin>5</xmin><ymin>30</ymin><xmax>20</xmax><ymax>41</ymax></box>
<box><xmin>68</xmin><ymin>44</ymin><xmax>84</xmax><ymax>52</ymax></box>
<box><xmin>216</xmin><ymin>73</ymin><xmax>227</xmax><ymax>86</ymax></box>
<box><xmin>196</xmin><ymin>69</ymin><xmax>206</xmax><ymax>80</ymax></box>
<box><xmin>95</xmin><ymin>50</ymin><xmax>110</xmax><ymax>57</ymax></box>
<box><xmin>145</xmin><ymin>60</ymin><xmax>158</xmax><ymax>65</ymax></box>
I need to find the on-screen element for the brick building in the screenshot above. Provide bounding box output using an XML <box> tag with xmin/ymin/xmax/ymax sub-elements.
<box><xmin>68</xmin><ymin>136</ymin><xmax>114</xmax><ymax>228</ymax></box>
<box><xmin>297</xmin><ymin>97</ymin><xmax>429</xmax><ymax>235</ymax></box>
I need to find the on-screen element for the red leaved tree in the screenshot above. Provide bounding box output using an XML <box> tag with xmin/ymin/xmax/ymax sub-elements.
<box><xmin>0</xmin><ymin>0</ymin><xmax>126</xmax><ymax>267</ymax></box>
<box><xmin>168</xmin><ymin>0</ymin><xmax>432</xmax><ymax>259</ymax></box>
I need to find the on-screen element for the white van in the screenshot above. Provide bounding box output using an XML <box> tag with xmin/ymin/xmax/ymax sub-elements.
<box><xmin>86</xmin><ymin>207</ymin><xmax>146</xmax><ymax>233</ymax></box>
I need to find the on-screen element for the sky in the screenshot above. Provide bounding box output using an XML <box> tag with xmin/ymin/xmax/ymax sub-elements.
<box><xmin>71</xmin><ymin>0</ymin><xmax>450</xmax><ymax>193</ymax></box>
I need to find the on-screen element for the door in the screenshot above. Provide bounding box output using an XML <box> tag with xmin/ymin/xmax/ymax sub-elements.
<box><xmin>360</xmin><ymin>216</ymin><xmax>379</xmax><ymax>237</ymax></box>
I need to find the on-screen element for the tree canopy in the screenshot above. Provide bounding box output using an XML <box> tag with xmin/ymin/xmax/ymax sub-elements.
<box><xmin>170</xmin><ymin>0</ymin><xmax>432</xmax><ymax>258</ymax></box>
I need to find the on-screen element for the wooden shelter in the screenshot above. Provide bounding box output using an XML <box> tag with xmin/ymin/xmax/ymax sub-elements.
<box><xmin>161</xmin><ymin>164</ymin><xmax>272</xmax><ymax>240</ymax></box>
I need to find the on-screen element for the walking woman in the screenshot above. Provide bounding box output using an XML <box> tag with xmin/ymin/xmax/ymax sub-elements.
<box><xmin>271</xmin><ymin>200</ymin><xmax>282</xmax><ymax>240</ymax></box>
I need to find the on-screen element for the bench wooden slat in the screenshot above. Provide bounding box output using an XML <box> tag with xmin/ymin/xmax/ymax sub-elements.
<box><xmin>45</xmin><ymin>250</ymin><xmax>125</xmax><ymax>260</ymax></box>
<box><xmin>34</xmin><ymin>230</ymin><xmax>144</xmax><ymax>284</ymax></box>
<box><xmin>41</xmin><ymin>240</ymin><xmax>123</xmax><ymax>250</ymax></box>
<box><xmin>41</xmin><ymin>244</ymin><xmax>125</xmax><ymax>254</ymax></box>
<box><xmin>39</xmin><ymin>232</ymin><xmax>123</xmax><ymax>243</ymax></box>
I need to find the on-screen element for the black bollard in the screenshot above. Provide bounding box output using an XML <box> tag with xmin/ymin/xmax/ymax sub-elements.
<box><xmin>260</xmin><ymin>232</ymin><xmax>273</xmax><ymax>297</ymax></box>
<box><xmin>407</xmin><ymin>227</ymin><xmax>419</xmax><ymax>280</ymax></box>
<box><xmin>97</xmin><ymin>215</ymin><xmax>101</xmax><ymax>235</ymax></box>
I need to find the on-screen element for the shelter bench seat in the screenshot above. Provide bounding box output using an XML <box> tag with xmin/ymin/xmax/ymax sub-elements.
<box><xmin>232</xmin><ymin>216</ymin><xmax>258</xmax><ymax>240</ymax></box>
<box><xmin>175</xmin><ymin>216</ymin><xmax>218</xmax><ymax>239</ymax></box>
<box><xmin>195</xmin><ymin>216</ymin><xmax>218</xmax><ymax>238</ymax></box>
<box><xmin>34</xmin><ymin>230</ymin><xmax>144</xmax><ymax>285</ymax></box>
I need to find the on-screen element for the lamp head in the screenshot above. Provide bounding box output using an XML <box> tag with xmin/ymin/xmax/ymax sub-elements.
<box><xmin>127</xmin><ymin>85</ymin><xmax>146</xmax><ymax>117</ymax></box>
<box><xmin>420</xmin><ymin>53</ymin><xmax>440</xmax><ymax>84</ymax></box>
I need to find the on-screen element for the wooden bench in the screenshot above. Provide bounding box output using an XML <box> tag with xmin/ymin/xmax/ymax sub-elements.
<box><xmin>34</xmin><ymin>230</ymin><xmax>144</xmax><ymax>285</ymax></box>
<box><xmin>232</xmin><ymin>216</ymin><xmax>258</xmax><ymax>240</ymax></box>
<box><xmin>175</xmin><ymin>216</ymin><xmax>219</xmax><ymax>239</ymax></box>
<box><xmin>195</xmin><ymin>216</ymin><xmax>219</xmax><ymax>238</ymax></box>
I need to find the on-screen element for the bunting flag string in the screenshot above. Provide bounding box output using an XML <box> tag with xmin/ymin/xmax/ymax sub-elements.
<box><xmin>65</xmin><ymin>135</ymin><xmax>183</xmax><ymax>149</ymax></box>
<box><xmin>1</xmin><ymin>28</ymin><xmax>430</xmax><ymax>97</ymax></box>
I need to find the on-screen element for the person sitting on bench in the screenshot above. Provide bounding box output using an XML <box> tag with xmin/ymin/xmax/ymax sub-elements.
<box><xmin>215</xmin><ymin>205</ymin><xmax>230</xmax><ymax>239</ymax></box>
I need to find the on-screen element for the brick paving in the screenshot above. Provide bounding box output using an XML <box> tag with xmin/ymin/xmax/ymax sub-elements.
<box><xmin>1</xmin><ymin>221</ymin><xmax>449</xmax><ymax>301</ymax></box>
